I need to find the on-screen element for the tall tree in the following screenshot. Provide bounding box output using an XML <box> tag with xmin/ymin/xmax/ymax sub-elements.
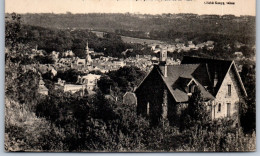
<box><xmin>180</xmin><ymin>89</ymin><xmax>210</xmax><ymax>131</ymax></box>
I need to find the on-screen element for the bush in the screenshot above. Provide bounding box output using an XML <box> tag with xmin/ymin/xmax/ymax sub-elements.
<box><xmin>5</xmin><ymin>98</ymin><xmax>65</xmax><ymax>151</ymax></box>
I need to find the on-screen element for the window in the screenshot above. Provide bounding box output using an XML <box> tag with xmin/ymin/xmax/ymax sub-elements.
<box><xmin>147</xmin><ymin>102</ymin><xmax>150</xmax><ymax>115</ymax></box>
<box><xmin>228</xmin><ymin>84</ymin><xmax>231</xmax><ymax>96</ymax></box>
<box><xmin>227</xmin><ymin>103</ymin><xmax>231</xmax><ymax>117</ymax></box>
<box><xmin>218</xmin><ymin>103</ymin><xmax>221</xmax><ymax>112</ymax></box>
<box><xmin>188</xmin><ymin>85</ymin><xmax>192</xmax><ymax>93</ymax></box>
<box><xmin>188</xmin><ymin>84</ymin><xmax>196</xmax><ymax>93</ymax></box>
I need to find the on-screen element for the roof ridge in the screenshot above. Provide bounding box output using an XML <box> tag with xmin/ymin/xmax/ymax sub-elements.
<box><xmin>182</xmin><ymin>56</ymin><xmax>233</xmax><ymax>62</ymax></box>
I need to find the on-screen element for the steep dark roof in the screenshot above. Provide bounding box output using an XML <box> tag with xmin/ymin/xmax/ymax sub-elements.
<box><xmin>157</xmin><ymin>64</ymin><xmax>215</xmax><ymax>102</ymax></box>
<box><xmin>136</xmin><ymin>56</ymin><xmax>246</xmax><ymax>103</ymax></box>
<box><xmin>159</xmin><ymin>64</ymin><xmax>199</xmax><ymax>83</ymax></box>
<box><xmin>181</xmin><ymin>56</ymin><xmax>233</xmax><ymax>96</ymax></box>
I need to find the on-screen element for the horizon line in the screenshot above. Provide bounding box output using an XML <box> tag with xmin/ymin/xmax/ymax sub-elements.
<box><xmin>5</xmin><ymin>12</ymin><xmax>256</xmax><ymax>17</ymax></box>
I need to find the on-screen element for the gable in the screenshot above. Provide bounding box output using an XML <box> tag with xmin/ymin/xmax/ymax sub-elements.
<box><xmin>216</xmin><ymin>63</ymin><xmax>247</xmax><ymax>98</ymax></box>
<box><xmin>215</xmin><ymin>65</ymin><xmax>243</xmax><ymax>105</ymax></box>
<box><xmin>135</xmin><ymin>66</ymin><xmax>165</xmax><ymax>95</ymax></box>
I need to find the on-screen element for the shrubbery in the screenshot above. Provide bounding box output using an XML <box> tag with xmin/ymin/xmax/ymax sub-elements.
<box><xmin>5</xmin><ymin>98</ymin><xmax>65</xmax><ymax>151</ymax></box>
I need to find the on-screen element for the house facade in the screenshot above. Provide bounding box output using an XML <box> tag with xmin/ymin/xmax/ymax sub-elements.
<box><xmin>55</xmin><ymin>73</ymin><xmax>101</xmax><ymax>94</ymax></box>
<box><xmin>212</xmin><ymin>63</ymin><xmax>245</xmax><ymax>119</ymax></box>
<box><xmin>135</xmin><ymin>53</ymin><xmax>247</xmax><ymax>126</ymax></box>
<box><xmin>77</xmin><ymin>74</ymin><xmax>101</xmax><ymax>90</ymax></box>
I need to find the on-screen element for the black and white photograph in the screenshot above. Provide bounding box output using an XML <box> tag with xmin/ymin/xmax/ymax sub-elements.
<box><xmin>4</xmin><ymin>0</ymin><xmax>256</xmax><ymax>152</ymax></box>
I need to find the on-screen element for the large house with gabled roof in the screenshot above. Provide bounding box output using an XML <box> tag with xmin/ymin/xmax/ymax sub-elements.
<box><xmin>135</xmin><ymin>50</ymin><xmax>247</xmax><ymax>126</ymax></box>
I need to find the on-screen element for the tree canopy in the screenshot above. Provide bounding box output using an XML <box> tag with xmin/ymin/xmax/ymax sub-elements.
<box><xmin>97</xmin><ymin>66</ymin><xmax>146</xmax><ymax>95</ymax></box>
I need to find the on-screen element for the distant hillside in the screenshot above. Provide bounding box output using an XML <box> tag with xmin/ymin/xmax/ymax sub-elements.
<box><xmin>12</xmin><ymin>13</ymin><xmax>254</xmax><ymax>46</ymax></box>
<box><xmin>14</xmin><ymin>13</ymin><xmax>254</xmax><ymax>37</ymax></box>
<box><xmin>5</xmin><ymin>13</ymin><xmax>256</xmax><ymax>60</ymax></box>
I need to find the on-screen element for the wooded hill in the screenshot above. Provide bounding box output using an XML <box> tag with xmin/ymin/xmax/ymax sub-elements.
<box><xmin>13</xmin><ymin>13</ymin><xmax>255</xmax><ymax>45</ymax></box>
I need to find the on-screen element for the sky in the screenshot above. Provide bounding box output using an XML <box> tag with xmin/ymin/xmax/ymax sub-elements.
<box><xmin>5</xmin><ymin>0</ymin><xmax>256</xmax><ymax>16</ymax></box>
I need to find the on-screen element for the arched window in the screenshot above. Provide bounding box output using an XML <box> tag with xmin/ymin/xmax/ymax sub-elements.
<box><xmin>218</xmin><ymin>103</ymin><xmax>221</xmax><ymax>112</ymax></box>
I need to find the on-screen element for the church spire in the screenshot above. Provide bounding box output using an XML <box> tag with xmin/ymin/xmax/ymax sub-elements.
<box><xmin>86</xmin><ymin>41</ymin><xmax>89</xmax><ymax>55</ymax></box>
<box><xmin>85</xmin><ymin>41</ymin><xmax>92</xmax><ymax>66</ymax></box>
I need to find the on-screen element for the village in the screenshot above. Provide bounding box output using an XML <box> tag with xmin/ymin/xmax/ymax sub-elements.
<box><xmin>22</xmin><ymin>35</ymin><xmax>251</xmax><ymax>130</ymax></box>
<box><xmin>21</xmin><ymin>37</ymin><xmax>251</xmax><ymax>98</ymax></box>
<box><xmin>4</xmin><ymin>9</ymin><xmax>256</xmax><ymax>152</ymax></box>
<box><xmin>29</xmin><ymin>42</ymin><xmax>182</xmax><ymax>96</ymax></box>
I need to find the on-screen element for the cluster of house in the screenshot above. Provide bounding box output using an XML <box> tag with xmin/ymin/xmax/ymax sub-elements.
<box><xmin>36</xmin><ymin>43</ymin><xmax>184</xmax><ymax>96</ymax></box>
<box><xmin>49</xmin><ymin>42</ymin><xmax>128</xmax><ymax>73</ymax></box>
<box><xmin>55</xmin><ymin>56</ymin><xmax>127</xmax><ymax>73</ymax></box>
<box><xmin>148</xmin><ymin>40</ymin><xmax>215</xmax><ymax>53</ymax></box>
<box><xmin>29</xmin><ymin>45</ymin><xmax>45</xmax><ymax>58</ymax></box>
<box><xmin>49</xmin><ymin>43</ymin><xmax>182</xmax><ymax>73</ymax></box>
<box><xmin>30</xmin><ymin>39</ymin><xmax>217</xmax><ymax>83</ymax></box>
<box><xmin>124</xmin><ymin>54</ymin><xmax>181</xmax><ymax>72</ymax></box>
<box><xmin>123</xmin><ymin>48</ymin><xmax>247</xmax><ymax>127</ymax></box>
<box><xmin>91</xmin><ymin>57</ymin><xmax>126</xmax><ymax>73</ymax></box>
<box><xmin>54</xmin><ymin>73</ymin><xmax>101</xmax><ymax>95</ymax></box>
<box><xmin>37</xmin><ymin>43</ymin><xmax>102</xmax><ymax>95</ymax></box>
<box><xmin>51</xmin><ymin>46</ymin><xmax>95</xmax><ymax>59</ymax></box>
<box><xmin>38</xmin><ymin>73</ymin><xmax>101</xmax><ymax>96</ymax></box>
<box><xmin>51</xmin><ymin>43</ymin><xmax>94</xmax><ymax>72</ymax></box>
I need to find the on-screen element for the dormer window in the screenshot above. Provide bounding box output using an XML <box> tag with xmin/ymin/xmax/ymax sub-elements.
<box><xmin>187</xmin><ymin>79</ymin><xmax>198</xmax><ymax>94</ymax></box>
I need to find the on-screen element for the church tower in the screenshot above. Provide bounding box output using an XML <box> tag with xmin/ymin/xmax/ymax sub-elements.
<box><xmin>159</xmin><ymin>47</ymin><xmax>168</xmax><ymax>77</ymax></box>
<box><xmin>159</xmin><ymin>47</ymin><xmax>167</xmax><ymax>63</ymax></box>
<box><xmin>85</xmin><ymin>41</ymin><xmax>92</xmax><ymax>66</ymax></box>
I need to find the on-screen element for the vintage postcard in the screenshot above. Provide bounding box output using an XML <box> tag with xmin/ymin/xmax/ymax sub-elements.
<box><xmin>4</xmin><ymin>0</ymin><xmax>256</xmax><ymax>152</ymax></box>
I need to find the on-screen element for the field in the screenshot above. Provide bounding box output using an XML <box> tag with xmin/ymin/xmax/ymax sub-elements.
<box><xmin>92</xmin><ymin>30</ymin><xmax>165</xmax><ymax>45</ymax></box>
